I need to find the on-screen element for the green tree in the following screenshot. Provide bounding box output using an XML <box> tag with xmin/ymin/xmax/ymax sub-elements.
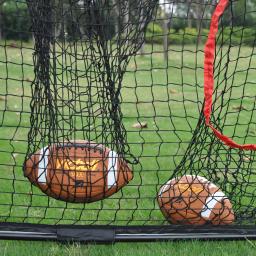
<box><xmin>232</xmin><ymin>0</ymin><xmax>256</xmax><ymax>26</ymax></box>
<box><xmin>1</xmin><ymin>0</ymin><xmax>31</xmax><ymax>41</ymax></box>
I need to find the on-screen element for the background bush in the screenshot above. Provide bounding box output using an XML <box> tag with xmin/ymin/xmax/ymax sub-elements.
<box><xmin>1</xmin><ymin>2</ymin><xmax>255</xmax><ymax>47</ymax></box>
<box><xmin>145</xmin><ymin>22</ymin><xmax>256</xmax><ymax>46</ymax></box>
<box><xmin>221</xmin><ymin>27</ymin><xmax>256</xmax><ymax>46</ymax></box>
<box><xmin>2</xmin><ymin>1</ymin><xmax>31</xmax><ymax>41</ymax></box>
<box><xmin>145</xmin><ymin>23</ymin><xmax>209</xmax><ymax>45</ymax></box>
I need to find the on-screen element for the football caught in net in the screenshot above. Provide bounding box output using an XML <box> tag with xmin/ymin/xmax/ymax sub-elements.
<box><xmin>157</xmin><ymin>175</ymin><xmax>235</xmax><ymax>225</ymax></box>
<box><xmin>24</xmin><ymin>141</ymin><xmax>133</xmax><ymax>203</ymax></box>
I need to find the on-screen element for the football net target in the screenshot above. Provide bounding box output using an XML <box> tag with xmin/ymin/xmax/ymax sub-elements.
<box><xmin>0</xmin><ymin>0</ymin><xmax>255</xmax><ymax>241</ymax></box>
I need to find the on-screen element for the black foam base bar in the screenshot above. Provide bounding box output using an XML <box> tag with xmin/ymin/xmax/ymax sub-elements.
<box><xmin>0</xmin><ymin>223</ymin><xmax>256</xmax><ymax>243</ymax></box>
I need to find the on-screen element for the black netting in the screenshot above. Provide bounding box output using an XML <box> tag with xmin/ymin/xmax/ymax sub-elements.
<box><xmin>0</xmin><ymin>0</ymin><xmax>255</xmax><ymax>227</ymax></box>
<box><xmin>25</xmin><ymin>0</ymin><xmax>158</xmax><ymax>163</ymax></box>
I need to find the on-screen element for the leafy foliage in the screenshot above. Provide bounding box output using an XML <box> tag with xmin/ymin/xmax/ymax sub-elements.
<box><xmin>1</xmin><ymin>0</ymin><xmax>31</xmax><ymax>41</ymax></box>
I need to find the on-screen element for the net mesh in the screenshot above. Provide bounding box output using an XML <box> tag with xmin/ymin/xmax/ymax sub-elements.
<box><xmin>0</xmin><ymin>0</ymin><xmax>255</xmax><ymax>226</ymax></box>
<box><xmin>25</xmin><ymin>0</ymin><xmax>158</xmax><ymax>164</ymax></box>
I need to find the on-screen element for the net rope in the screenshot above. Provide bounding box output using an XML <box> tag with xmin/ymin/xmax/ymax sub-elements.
<box><xmin>0</xmin><ymin>0</ymin><xmax>255</xmax><ymax>226</ymax></box>
<box><xmin>25</xmin><ymin>0</ymin><xmax>158</xmax><ymax>164</ymax></box>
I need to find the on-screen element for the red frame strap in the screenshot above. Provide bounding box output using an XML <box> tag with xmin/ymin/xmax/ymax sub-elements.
<box><xmin>204</xmin><ymin>0</ymin><xmax>256</xmax><ymax>150</ymax></box>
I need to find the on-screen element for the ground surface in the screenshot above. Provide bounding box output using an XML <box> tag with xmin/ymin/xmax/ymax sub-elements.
<box><xmin>1</xmin><ymin>239</ymin><xmax>256</xmax><ymax>256</ymax></box>
<box><xmin>0</xmin><ymin>41</ymin><xmax>255</xmax><ymax>254</ymax></box>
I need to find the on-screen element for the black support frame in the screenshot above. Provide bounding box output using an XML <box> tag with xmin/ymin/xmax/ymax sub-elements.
<box><xmin>0</xmin><ymin>223</ymin><xmax>255</xmax><ymax>243</ymax></box>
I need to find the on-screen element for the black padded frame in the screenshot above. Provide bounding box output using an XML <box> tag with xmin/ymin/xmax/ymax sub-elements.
<box><xmin>0</xmin><ymin>223</ymin><xmax>255</xmax><ymax>243</ymax></box>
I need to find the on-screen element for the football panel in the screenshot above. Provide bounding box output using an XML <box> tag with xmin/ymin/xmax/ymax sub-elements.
<box><xmin>158</xmin><ymin>175</ymin><xmax>234</xmax><ymax>225</ymax></box>
<box><xmin>211</xmin><ymin>198</ymin><xmax>235</xmax><ymax>225</ymax></box>
<box><xmin>24</xmin><ymin>142</ymin><xmax>134</xmax><ymax>203</ymax></box>
<box><xmin>158</xmin><ymin>182</ymin><xmax>208</xmax><ymax>225</ymax></box>
<box><xmin>46</xmin><ymin>146</ymin><xmax>107</xmax><ymax>203</ymax></box>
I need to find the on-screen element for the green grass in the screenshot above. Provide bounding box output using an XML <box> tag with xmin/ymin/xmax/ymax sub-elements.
<box><xmin>0</xmin><ymin>40</ymin><xmax>255</xmax><ymax>254</ymax></box>
<box><xmin>0</xmin><ymin>240</ymin><xmax>256</xmax><ymax>256</ymax></box>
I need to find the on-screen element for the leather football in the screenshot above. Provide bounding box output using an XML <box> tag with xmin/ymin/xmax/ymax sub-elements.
<box><xmin>158</xmin><ymin>175</ymin><xmax>235</xmax><ymax>225</ymax></box>
<box><xmin>24</xmin><ymin>141</ymin><xmax>133</xmax><ymax>203</ymax></box>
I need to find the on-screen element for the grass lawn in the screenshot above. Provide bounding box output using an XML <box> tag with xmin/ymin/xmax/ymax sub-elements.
<box><xmin>0</xmin><ymin>239</ymin><xmax>256</xmax><ymax>256</ymax></box>
<box><xmin>0</xmin><ymin>40</ymin><xmax>255</xmax><ymax>254</ymax></box>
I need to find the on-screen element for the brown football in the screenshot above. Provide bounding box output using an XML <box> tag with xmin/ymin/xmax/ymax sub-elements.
<box><xmin>24</xmin><ymin>140</ymin><xmax>133</xmax><ymax>203</ymax></box>
<box><xmin>157</xmin><ymin>175</ymin><xmax>235</xmax><ymax>225</ymax></box>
